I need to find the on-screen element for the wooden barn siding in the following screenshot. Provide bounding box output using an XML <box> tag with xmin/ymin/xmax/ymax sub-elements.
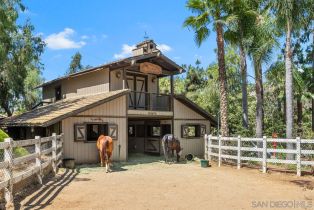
<box><xmin>110</xmin><ymin>69</ymin><xmax>123</xmax><ymax>91</ymax></box>
<box><xmin>62</xmin><ymin>95</ymin><xmax>127</xmax><ymax>163</ymax></box>
<box><xmin>147</xmin><ymin>74</ymin><xmax>157</xmax><ymax>93</ymax></box>
<box><xmin>43</xmin><ymin>68</ymin><xmax>110</xmax><ymax>102</ymax></box>
<box><xmin>173</xmin><ymin>99</ymin><xmax>210</xmax><ymax>157</ymax></box>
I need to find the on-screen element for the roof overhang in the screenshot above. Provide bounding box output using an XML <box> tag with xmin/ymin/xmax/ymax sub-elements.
<box><xmin>37</xmin><ymin>52</ymin><xmax>185</xmax><ymax>88</ymax></box>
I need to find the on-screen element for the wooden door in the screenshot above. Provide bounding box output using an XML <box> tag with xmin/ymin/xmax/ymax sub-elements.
<box><xmin>126</xmin><ymin>74</ymin><xmax>147</xmax><ymax>109</ymax></box>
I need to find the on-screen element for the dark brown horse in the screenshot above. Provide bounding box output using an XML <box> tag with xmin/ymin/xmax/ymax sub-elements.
<box><xmin>161</xmin><ymin>134</ymin><xmax>182</xmax><ymax>163</ymax></box>
<box><xmin>97</xmin><ymin>135</ymin><xmax>113</xmax><ymax>172</ymax></box>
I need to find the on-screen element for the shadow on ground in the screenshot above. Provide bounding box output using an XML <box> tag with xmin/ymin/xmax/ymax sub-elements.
<box><xmin>76</xmin><ymin>153</ymin><xmax>190</xmax><ymax>174</ymax></box>
<box><xmin>14</xmin><ymin>169</ymin><xmax>78</xmax><ymax>210</ymax></box>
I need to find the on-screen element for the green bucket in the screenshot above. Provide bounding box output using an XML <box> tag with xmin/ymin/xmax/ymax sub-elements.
<box><xmin>200</xmin><ymin>159</ymin><xmax>209</xmax><ymax>168</ymax></box>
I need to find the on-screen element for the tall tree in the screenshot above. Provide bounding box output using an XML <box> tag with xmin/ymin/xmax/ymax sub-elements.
<box><xmin>0</xmin><ymin>8</ymin><xmax>45</xmax><ymax>117</ymax></box>
<box><xmin>184</xmin><ymin>0</ymin><xmax>229</xmax><ymax>136</ymax></box>
<box><xmin>223</xmin><ymin>0</ymin><xmax>256</xmax><ymax>129</ymax></box>
<box><xmin>67</xmin><ymin>52</ymin><xmax>83</xmax><ymax>75</ymax></box>
<box><xmin>248</xmin><ymin>8</ymin><xmax>277</xmax><ymax>138</ymax></box>
<box><xmin>271</xmin><ymin>0</ymin><xmax>311</xmax><ymax>157</ymax></box>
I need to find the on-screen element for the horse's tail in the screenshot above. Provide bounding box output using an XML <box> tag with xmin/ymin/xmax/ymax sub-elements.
<box><xmin>102</xmin><ymin>138</ymin><xmax>109</xmax><ymax>159</ymax></box>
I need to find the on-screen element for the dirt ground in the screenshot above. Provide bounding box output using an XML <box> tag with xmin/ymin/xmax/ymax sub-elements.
<box><xmin>15</xmin><ymin>154</ymin><xmax>314</xmax><ymax>210</ymax></box>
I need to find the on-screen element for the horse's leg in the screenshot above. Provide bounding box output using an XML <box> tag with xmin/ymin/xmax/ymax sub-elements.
<box><xmin>99</xmin><ymin>151</ymin><xmax>103</xmax><ymax>167</ymax></box>
<box><xmin>162</xmin><ymin>141</ymin><xmax>168</xmax><ymax>163</ymax></box>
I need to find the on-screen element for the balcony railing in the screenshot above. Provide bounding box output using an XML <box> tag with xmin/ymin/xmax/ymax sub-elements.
<box><xmin>128</xmin><ymin>91</ymin><xmax>172</xmax><ymax>111</ymax></box>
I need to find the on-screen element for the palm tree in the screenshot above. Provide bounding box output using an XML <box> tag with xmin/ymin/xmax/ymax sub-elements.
<box><xmin>248</xmin><ymin>9</ymin><xmax>277</xmax><ymax>139</ymax></box>
<box><xmin>271</xmin><ymin>0</ymin><xmax>311</xmax><ymax>158</ymax></box>
<box><xmin>184</xmin><ymin>0</ymin><xmax>229</xmax><ymax>136</ymax></box>
<box><xmin>223</xmin><ymin>0</ymin><xmax>257</xmax><ymax>129</ymax></box>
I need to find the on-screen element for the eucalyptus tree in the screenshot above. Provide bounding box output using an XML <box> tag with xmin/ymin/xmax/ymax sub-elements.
<box><xmin>67</xmin><ymin>52</ymin><xmax>83</xmax><ymax>75</ymax></box>
<box><xmin>184</xmin><ymin>0</ymin><xmax>229</xmax><ymax>136</ymax></box>
<box><xmin>0</xmin><ymin>1</ymin><xmax>45</xmax><ymax>116</ymax></box>
<box><xmin>270</xmin><ymin>0</ymin><xmax>312</xmax><ymax>150</ymax></box>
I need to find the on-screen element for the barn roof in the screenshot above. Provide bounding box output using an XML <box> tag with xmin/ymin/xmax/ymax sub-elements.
<box><xmin>0</xmin><ymin>89</ymin><xmax>129</xmax><ymax>127</ymax></box>
<box><xmin>37</xmin><ymin>51</ymin><xmax>184</xmax><ymax>88</ymax></box>
<box><xmin>174</xmin><ymin>95</ymin><xmax>217</xmax><ymax>127</ymax></box>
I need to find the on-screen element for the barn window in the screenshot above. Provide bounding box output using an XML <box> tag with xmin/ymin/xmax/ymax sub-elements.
<box><xmin>86</xmin><ymin>124</ymin><xmax>108</xmax><ymax>142</ymax></box>
<box><xmin>181</xmin><ymin>124</ymin><xmax>206</xmax><ymax>138</ymax></box>
<box><xmin>55</xmin><ymin>86</ymin><xmax>62</xmax><ymax>101</ymax></box>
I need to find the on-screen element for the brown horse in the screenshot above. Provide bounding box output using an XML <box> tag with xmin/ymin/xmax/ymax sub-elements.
<box><xmin>96</xmin><ymin>135</ymin><xmax>113</xmax><ymax>172</ymax></box>
<box><xmin>161</xmin><ymin>134</ymin><xmax>182</xmax><ymax>163</ymax></box>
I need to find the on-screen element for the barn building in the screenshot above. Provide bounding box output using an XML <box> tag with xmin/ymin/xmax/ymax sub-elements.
<box><xmin>0</xmin><ymin>40</ymin><xmax>217</xmax><ymax>163</ymax></box>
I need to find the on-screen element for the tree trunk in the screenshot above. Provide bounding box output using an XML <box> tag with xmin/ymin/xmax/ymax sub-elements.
<box><xmin>254</xmin><ymin>58</ymin><xmax>263</xmax><ymax>157</ymax></box>
<box><xmin>285</xmin><ymin>20</ymin><xmax>294</xmax><ymax>160</ymax></box>
<box><xmin>216</xmin><ymin>17</ymin><xmax>229</xmax><ymax>137</ymax></box>
<box><xmin>297</xmin><ymin>97</ymin><xmax>302</xmax><ymax>135</ymax></box>
<box><xmin>239</xmin><ymin>35</ymin><xmax>249</xmax><ymax>129</ymax></box>
<box><xmin>312</xmin><ymin>31</ymin><xmax>314</xmax><ymax>131</ymax></box>
<box><xmin>254</xmin><ymin>58</ymin><xmax>263</xmax><ymax>138</ymax></box>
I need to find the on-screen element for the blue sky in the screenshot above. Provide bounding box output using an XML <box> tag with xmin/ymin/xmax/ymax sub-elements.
<box><xmin>19</xmin><ymin>0</ymin><xmax>280</xmax><ymax>83</ymax></box>
<box><xmin>17</xmin><ymin>0</ymin><xmax>219</xmax><ymax>82</ymax></box>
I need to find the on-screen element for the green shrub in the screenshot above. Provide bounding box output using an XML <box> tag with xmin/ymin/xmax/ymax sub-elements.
<box><xmin>0</xmin><ymin>129</ymin><xmax>9</xmax><ymax>142</ymax></box>
<box><xmin>0</xmin><ymin>129</ymin><xmax>29</xmax><ymax>157</ymax></box>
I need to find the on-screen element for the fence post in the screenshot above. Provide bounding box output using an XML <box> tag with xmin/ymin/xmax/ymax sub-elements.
<box><xmin>52</xmin><ymin>133</ymin><xmax>57</xmax><ymax>175</ymax></box>
<box><xmin>262</xmin><ymin>136</ymin><xmax>267</xmax><ymax>173</ymax></box>
<box><xmin>4</xmin><ymin>138</ymin><xmax>14</xmax><ymax>208</ymax></box>
<box><xmin>296</xmin><ymin>137</ymin><xmax>301</xmax><ymax>176</ymax></box>
<box><xmin>237</xmin><ymin>135</ymin><xmax>241</xmax><ymax>169</ymax></box>
<box><xmin>204</xmin><ymin>134</ymin><xmax>208</xmax><ymax>160</ymax></box>
<box><xmin>218</xmin><ymin>135</ymin><xmax>222</xmax><ymax>167</ymax></box>
<box><xmin>208</xmin><ymin>135</ymin><xmax>212</xmax><ymax>162</ymax></box>
<box><xmin>35</xmin><ymin>136</ymin><xmax>42</xmax><ymax>185</ymax></box>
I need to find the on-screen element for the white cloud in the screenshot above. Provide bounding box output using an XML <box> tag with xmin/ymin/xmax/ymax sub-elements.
<box><xmin>45</xmin><ymin>28</ymin><xmax>86</xmax><ymax>50</ymax></box>
<box><xmin>157</xmin><ymin>44</ymin><xmax>171</xmax><ymax>52</ymax></box>
<box><xmin>114</xmin><ymin>44</ymin><xmax>136</xmax><ymax>59</ymax></box>
<box><xmin>81</xmin><ymin>35</ymin><xmax>89</xmax><ymax>40</ymax></box>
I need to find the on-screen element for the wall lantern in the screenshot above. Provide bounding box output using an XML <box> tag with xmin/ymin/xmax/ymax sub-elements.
<box><xmin>116</xmin><ymin>71</ymin><xmax>121</xmax><ymax>78</ymax></box>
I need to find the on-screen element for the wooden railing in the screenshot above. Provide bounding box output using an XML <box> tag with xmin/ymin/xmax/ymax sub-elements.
<box><xmin>128</xmin><ymin>91</ymin><xmax>172</xmax><ymax>111</ymax></box>
<box><xmin>204</xmin><ymin>135</ymin><xmax>314</xmax><ymax>176</ymax></box>
<box><xmin>0</xmin><ymin>133</ymin><xmax>63</xmax><ymax>207</ymax></box>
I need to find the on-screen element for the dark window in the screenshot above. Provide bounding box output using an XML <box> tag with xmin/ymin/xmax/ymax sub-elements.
<box><xmin>128</xmin><ymin>125</ymin><xmax>135</xmax><ymax>137</ymax></box>
<box><xmin>55</xmin><ymin>86</ymin><xmax>62</xmax><ymax>101</ymax></box>
<box><xmin>182</xmin><ymin>124</ymin><xmax>201</xmax><ymax>138</ymax></box>
<box><xmin>86</xmin><ymin>124</ymin><xmax>108</xmax><ymax>141</ymax></box>
<box><xmin>147</xmin><ymin>125</ymin><xmax>161</xmax><ymax>137</ymax></box>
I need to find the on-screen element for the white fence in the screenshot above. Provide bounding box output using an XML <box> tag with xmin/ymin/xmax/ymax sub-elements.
<box><xmin>0</xmin><ymin>133</ymin><xmax>63</xmax><ymax>207</ymax></box>
<box><xmin>204</xmin><ymin>135</ymin><xmax>314</xmax><ymax>176</ymax></box>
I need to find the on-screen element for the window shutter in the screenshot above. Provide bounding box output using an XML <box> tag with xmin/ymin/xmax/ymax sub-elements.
<box><xmin>181</xmin><ymin>125</ymin><xmax>189</xmax><ymax>138</ymax></box>
<box><xmin>108</xmin><ymin>124</ymin><xmax>118</xmax><ymax>140</ymax></box>
<box><xmin>200</xmin><ymin>125</ymin><xmax>206</xmax><ymax>137</ymax></box>
<box><xmin>74</xmin><ymin>124</ymin><xmax>86</xmax><ymax>141</ymax></box>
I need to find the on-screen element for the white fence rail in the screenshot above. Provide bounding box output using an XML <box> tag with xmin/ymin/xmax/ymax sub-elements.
<box><xmin>0</xmin><ymin>133</ymin><xmax>63</xmax><ymax>207</ymax></box>
<box><xmin>205</xmin><ymin>135</ymin><xmax>314</xmax><ymax>176</ymax></box>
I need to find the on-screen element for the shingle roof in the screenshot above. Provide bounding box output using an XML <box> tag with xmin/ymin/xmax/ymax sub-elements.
<box><xmin>0</xmin><ymin>89</ymin><xmax>129</xmax><ymax>127</ymax></box>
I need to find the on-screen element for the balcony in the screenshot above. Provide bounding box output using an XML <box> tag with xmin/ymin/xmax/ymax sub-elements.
<box><xmin>128</xmin><ymin>91</ymin><xmax>172</xmax><ymax>112</ymax></box>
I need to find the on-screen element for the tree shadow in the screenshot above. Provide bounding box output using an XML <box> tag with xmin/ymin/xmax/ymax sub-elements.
<box><xmin>290</xmin><ymin>180</ymin><xmax>314</xmax><ymax>190</ymax></box>
<box><xmin>14</xmin><ymin>169</ymin><xmax>78</xmax><ymax>210</ymax></box>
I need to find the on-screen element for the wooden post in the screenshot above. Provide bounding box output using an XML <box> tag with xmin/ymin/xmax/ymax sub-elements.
<box><xmin>35</xmin><ymin>136</ymin><xmax>42</xmax><ymax>185</ymax></box>
<box><xmin>4</xmin><ymin>138</ymin><xmax>13</xmax><ymax>208</ymax></box>
<box><xmin>208</xmin><ymin>135</ymin><xmax>212</xmax><ymax>162</ymax></box>
<box><xmin>52</xmin><ymin>133</ymin><xmax>57</xmax><ymax>175</ymax></box>
<box><xmin>296</xmin><ymin>137</ymin><xmax>301</xmax><ymax>176</ymax></box>
<box><xmin>204</xmin><ymin>134</ymin><xmax>208</xmax><ymax>160</ymax></box>
<box><xmin>218</xmin><ymin>135</ymin><xmax>222</xmax><ymax>167</ymax></box>
<box><xmin>262</xmin><ymin>136</ymin><xmax>267</xmax><ymax>173</ymax></box>
<box><xmin>237</xmin><ymin>135</ymin><xmax>241</xmax><ymax>169</ymax></box>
